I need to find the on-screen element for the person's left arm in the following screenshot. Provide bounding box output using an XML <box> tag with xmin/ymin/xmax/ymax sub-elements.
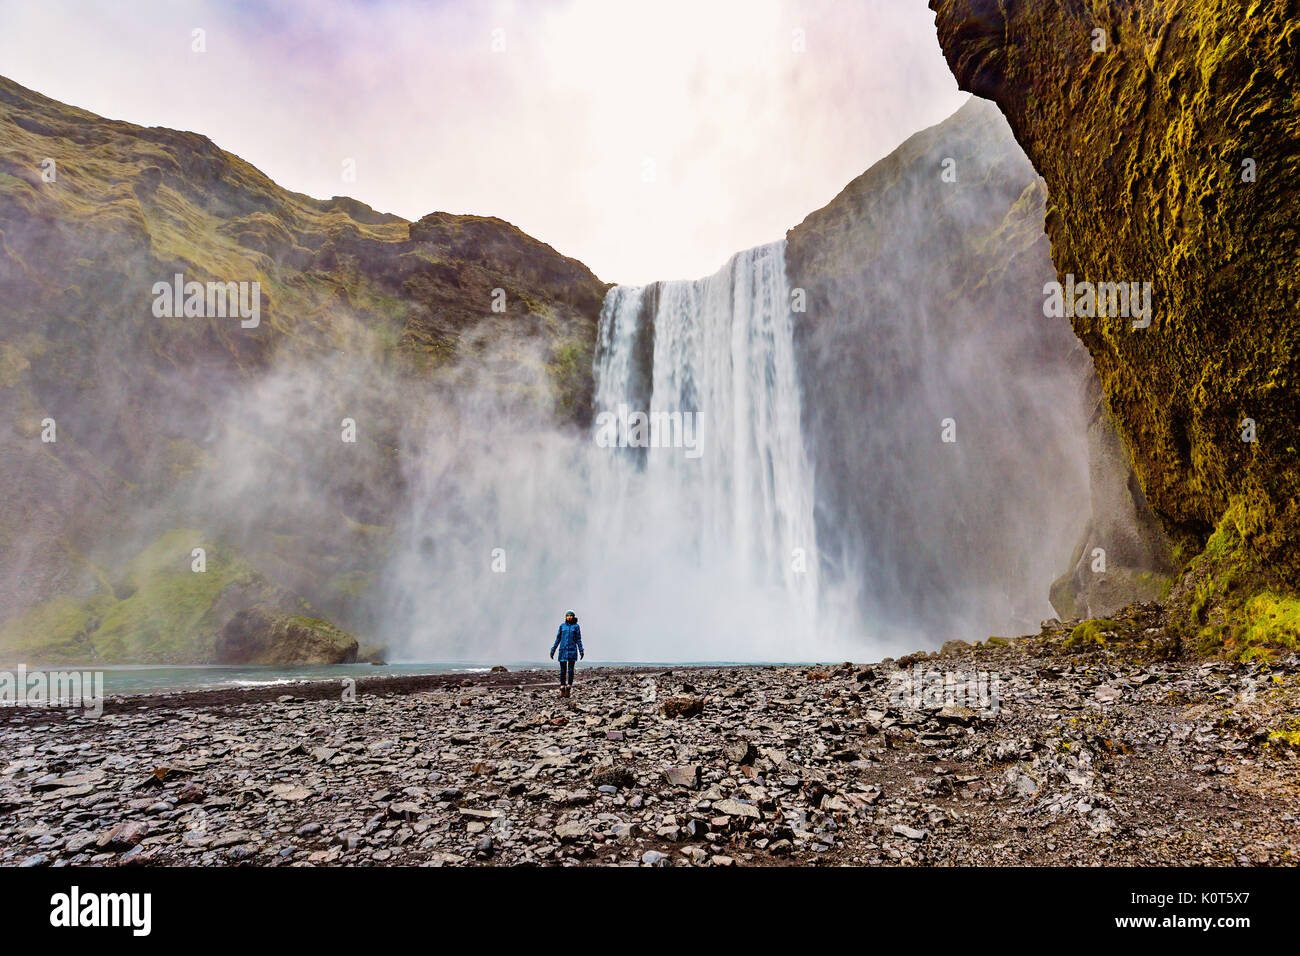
<box><xmin>575</xmin><ymin>624</ymin><xmax>584</xmax><ymax>659</ymax></box>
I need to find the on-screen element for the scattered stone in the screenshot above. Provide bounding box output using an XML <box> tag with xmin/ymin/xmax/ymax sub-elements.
<box><xmin>892</xmin><ymin>825</ymin><xmax>927</xmax><ymax>841</ymax></box>
<box><xmin>663</xmin><ymin>765</ymin><xmax>701</xmax><ymax>789</ymax></box>
<box><xmin>661</xmin><ymin>697</ymin><xmax>705</xmax><ymax>718</ymax></box>
<box><xmin>0</xmin><ymin>645</ymin><xmax>1293</xmax><ymax>869</ymax></box>
<box><xmin>726</xmin><ymin>741</ymin><xmax>756</xmax><ymax>765</ymax></box>
<box><xmin>713</xmin><ymin>799</ymin><xmax>760</xmax><ymax>820</ymax></box>
<box><xmin>97</xmin><ymin>821</ymin><xmax>149</xmax><ymax>851</ymax></box>
<box><xmin>555</xmin><ymin>821</ymin><xmax>588</xmax><ymax>842</ymax></box>
<box><xmin>591</xmin><ymin>765</ymin><xmax>635</xmax><ymax>790</ymax></box>
<box><xmin>937</xmin><ymin>704</ymin><xmax>979</xmax><ymax>725</ymax></box>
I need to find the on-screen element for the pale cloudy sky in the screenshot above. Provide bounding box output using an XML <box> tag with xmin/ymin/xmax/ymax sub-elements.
<box><xmin>0</xmin><ymin>0</ymin><xmax>966</xmax><ymax>284</ymax></box>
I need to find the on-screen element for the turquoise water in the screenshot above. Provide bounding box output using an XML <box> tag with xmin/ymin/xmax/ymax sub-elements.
<box><xmin>6</xmin><ymin>660</ymin><xmax>777</xmax><ymax>697</ymax></box>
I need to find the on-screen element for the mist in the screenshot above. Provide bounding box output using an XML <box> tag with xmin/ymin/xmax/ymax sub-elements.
<box><xmin>2</xmin><ymin>73</ymin><xmax>1100</xmax><ymax>667</ymax></box>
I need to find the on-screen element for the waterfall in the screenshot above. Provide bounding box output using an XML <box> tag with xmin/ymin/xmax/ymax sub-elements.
<box><xmin>381</xmin><ymin>220</ymin><xmax>1088</xmax><ymax>662</ymax></box>
<box><xmin>383</xmin><ymin>242</ymin><xmax>858</xmax><ymax>662</ymax></box>
<box><xmin>591</xmin><ymin>241</ymin><xmax>821</xmax><ymax>639</ymax></box>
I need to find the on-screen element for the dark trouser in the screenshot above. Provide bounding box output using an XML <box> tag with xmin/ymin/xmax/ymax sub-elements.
<box><xmin>559</xmin><ymin>660</ymin><xmax>575</xmax><ymax>686</ymax></box>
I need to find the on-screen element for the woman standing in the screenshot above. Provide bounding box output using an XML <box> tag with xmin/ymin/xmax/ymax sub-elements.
<box><xmin>550</xmin><ymin>609</ymin><xmax>584</xmax><ymax>698</ymax></box>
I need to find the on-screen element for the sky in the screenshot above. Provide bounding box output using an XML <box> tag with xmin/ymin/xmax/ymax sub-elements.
<box><xmin>0</xmin><ymin>0</ymin><xmax>968</xmax><ymax>284</ymax></box>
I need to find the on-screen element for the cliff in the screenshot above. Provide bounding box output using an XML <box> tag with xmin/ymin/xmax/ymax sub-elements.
<box><xmin>931</xmin><ymin>0</ymin><xmax>1300</xmax><ymax>658</ymax></box>
<box><xmin>0</xmin><ymin>75</ymin><xmax>607</xmax><ymax>663</ymax></box>
<box><xmin>786</xmin><ymin>97</ymin><xmax>1174</xmax><ymax>640</ymax></box>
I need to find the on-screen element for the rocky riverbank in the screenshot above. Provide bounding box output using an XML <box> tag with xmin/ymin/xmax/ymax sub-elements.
<box><xmin>2</xmin><ymin>618</ymin><xmax>1298</xmax><ymax>867</ymax></box>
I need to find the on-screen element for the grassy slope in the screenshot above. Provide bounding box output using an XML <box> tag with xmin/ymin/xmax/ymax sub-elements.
<box><xmin>0</xmin><ymin>75</ymin><xmax>608</xmax><ymax>663</ymax></box>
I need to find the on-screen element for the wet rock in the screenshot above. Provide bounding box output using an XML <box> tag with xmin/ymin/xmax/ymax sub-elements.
<box><xmin>726</xmin><ymin>741</ymin><xmax>756</xmax><ymax>765</ymax></box>
<box><xmin>555</xmin><ymin>821</ymin><xmax>588</xmax><ymax>842</ymax></box>
<box><xmin>937</xmin><ymin>704</ymin><xmax>978</xmax><ymax>725</ymax></box>
<box><xmin>892</xmin><ymin>825</ymin><xmax>927</xmax><ymax>841</ymax></box>
<box><xmin>713</xmin><ymin>799</ymin><xmax>760</xmax><ymax>820</ymax></box>
<box><xmin>661</xmin><ymin>696</ymin><xmax>705</xmax><ymax>718</ymax></box>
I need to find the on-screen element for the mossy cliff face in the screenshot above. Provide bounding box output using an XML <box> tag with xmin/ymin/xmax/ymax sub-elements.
<box><xmin>0</xmin><ymin>75</ymin><xmax>607</xmax><ymax>663</ymax></box>
<box><xmin>931</xmin><ymin>0</ymin><xmax>1300</xmax><ymax>629</ymax></box>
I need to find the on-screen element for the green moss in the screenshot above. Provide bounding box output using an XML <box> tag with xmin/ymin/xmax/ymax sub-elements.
<box><xmin>0</xmin><ymin>530</ymin><xmax>281</xmax><ymax>664</ymax></box>
<box><xmin>1265</xmin><ymin>717</ymin><xmax>1300</xmax><ymax>749</ymax></box>
<box><xmin>284</xmin><ymin>613</ymin><xmax>338</xmax><ymax>633</ymax></box>
<box><xmin>0</xmin><ymin>593</ymin><xmax>114</xmax><ymax>661</ymax></box>
<box><xmin>1066</xmin><ymin>618</ymin><xmax>1120</xmax><ymax>648</ymax></box>
<box><xmin>547</xmin><ymin>338</ymin><xmax>595</xmax><ymax>423</ymax></box>
<box><xmin>1197</xmin><ymin>591</ymin><xmax>1300</xmax><ymax>661</ymax></box>
<box><xmin>1136</xmin><ymin>570</ymin><xmax>1176</xmax><ymax>603</ymax></box>
<box><xmin>1175</xmin><ymin>498</ymin><xmax>1299</xmax><ymax>661</ymax></box>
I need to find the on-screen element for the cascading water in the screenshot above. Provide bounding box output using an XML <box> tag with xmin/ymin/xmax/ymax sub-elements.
<box><xmin>592</xmin><ymin>241</ymin><xmax>821</xmax><ymax>633</ymax></box>
<box><xmin>367</xmin><ymin>103</ymin><xmax>1098</xmax><ymax>664</ymax></box>
<box><xmin>382</xmin><ymin>240</ymin><xmax>854</xmax><ymax>662</ymax></box>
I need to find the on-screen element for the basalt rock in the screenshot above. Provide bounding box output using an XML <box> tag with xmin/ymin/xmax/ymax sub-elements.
<box><xmin>215</xmin><ymin>605</ymin><xmax>359</xmax><ymax>665</ymax></box>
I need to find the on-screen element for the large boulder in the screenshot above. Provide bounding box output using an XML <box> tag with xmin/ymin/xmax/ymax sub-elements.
<box><xmin>215</xmin><ymin>605</ymin><xmax>358</xmax><ymax>664</ymax></box>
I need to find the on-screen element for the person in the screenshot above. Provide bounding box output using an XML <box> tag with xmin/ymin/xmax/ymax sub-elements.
<box><xmin>550</xmin><ymin>609</ymin><xmax>584</xmax><ymax>698</ymax></box>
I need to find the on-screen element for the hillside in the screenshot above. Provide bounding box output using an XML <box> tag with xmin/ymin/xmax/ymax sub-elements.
<box><xmin>0</xmin><ymin>75</ymin><xmax>607</xmax><ymax>662</ymax></box>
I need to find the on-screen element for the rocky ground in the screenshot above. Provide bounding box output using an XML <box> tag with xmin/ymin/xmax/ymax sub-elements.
<box><xmin>2</xmin><ymin>613</ymin><xmax>1298</xmax><ymax>867</ymax></box>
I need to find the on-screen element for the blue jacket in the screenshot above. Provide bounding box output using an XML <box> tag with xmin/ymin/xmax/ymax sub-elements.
<box><xmin>551</xmin><ymin>620</ymin><xmax>584</xmax><ymax>662</ymax></box>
